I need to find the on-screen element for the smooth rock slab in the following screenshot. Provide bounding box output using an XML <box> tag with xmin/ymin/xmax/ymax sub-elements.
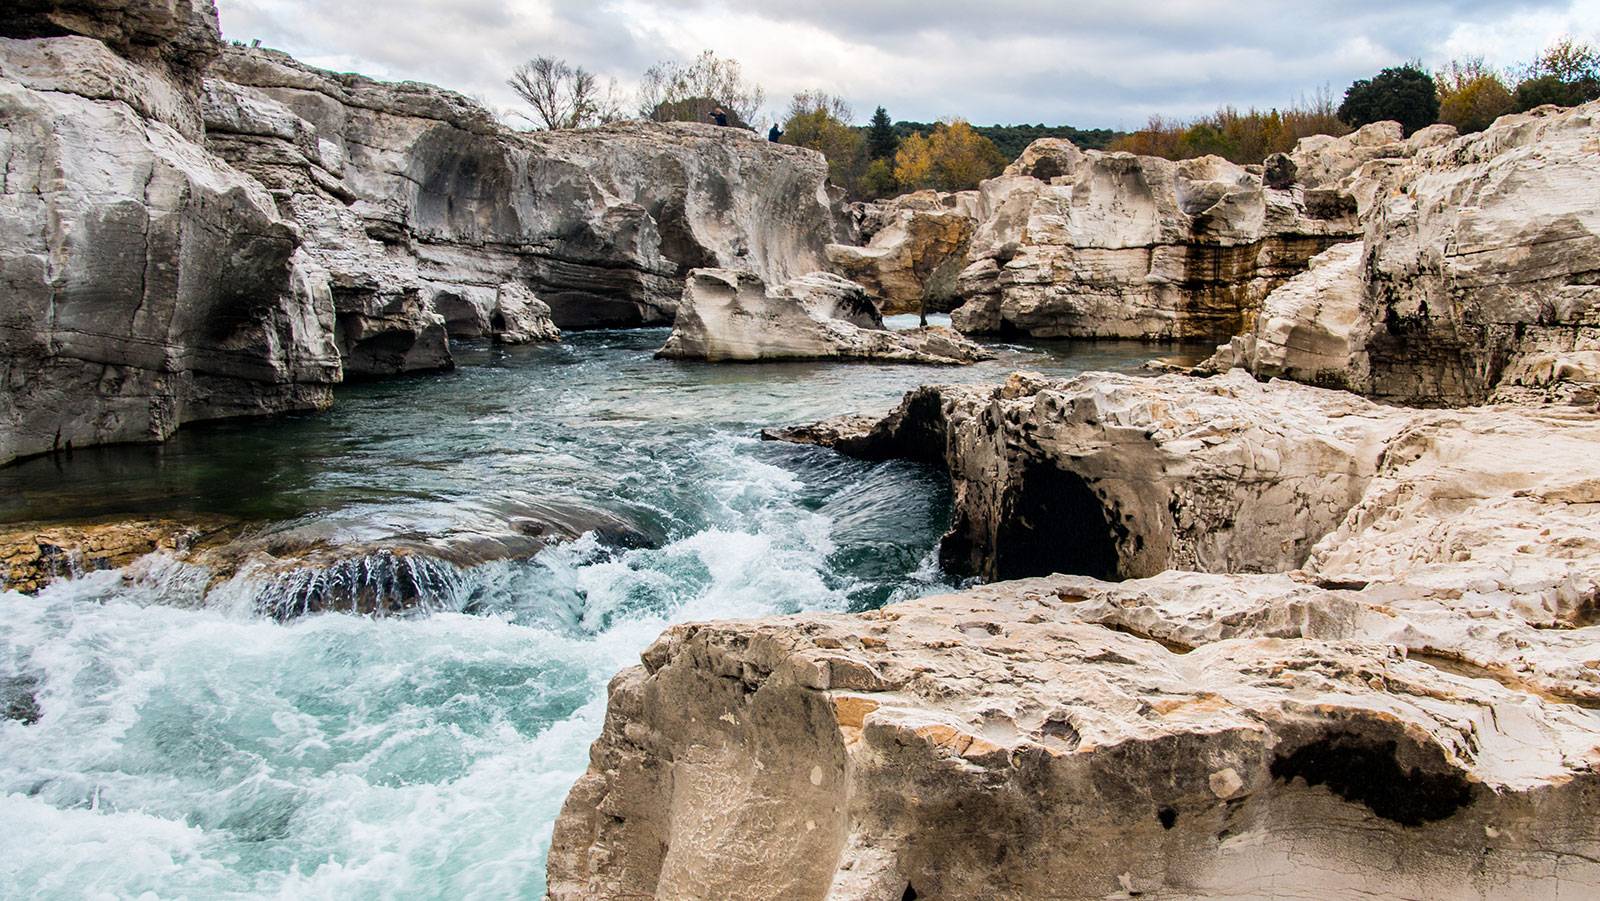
<box><xmin>657</xmin><ymin>269</ymin><xmax>993</xmax><ymax>365</ymax></box>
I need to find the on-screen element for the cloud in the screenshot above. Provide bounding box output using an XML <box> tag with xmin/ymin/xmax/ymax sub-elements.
<box><xmin>215</xmin><ymin>0</ymin><xmax>1598</xmax><ymax>128</ymax></box>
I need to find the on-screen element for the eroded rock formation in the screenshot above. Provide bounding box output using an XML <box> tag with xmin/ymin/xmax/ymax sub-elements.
<box><xmin>555</xmin><ymin>368</ymin><xmax>1600</xmax><ymax>899</ymax></box>
<box><xmin>657</xmin><ymin>269</ymin><xmax>992</xmax><ymax>365</ymax></box>
<box><xmin>950</xmin><ymin>152</ymin><xmax>1364</xmax><ymax>341</ymax></box>
<box><xmin>0</xmin><ymin>0</ymin><xmax>848</xmax><ymax>463</ymax></box>
<box><xmin>1207</xmin><ymin>102</ymin><xmax>1600</xmax><ymax>406</ymax></box>
<box><xmin>0</xmin><ymin>9</ymin><xmax>343</xmax><ymax>465</ymax></box>
<box><xmin>206</xmin><ymin>46</ymin><xmax>846</xmax><ymax>336</ymax></box>
<box><xmin>827</xmin><ymin>198</ymin><xmax>978</xmax><ymax>316</ymax></box>
<box><xmin>549</xmin><ymin>566</ymin><xmax>1600</xmax><ymax>900</ymax></box>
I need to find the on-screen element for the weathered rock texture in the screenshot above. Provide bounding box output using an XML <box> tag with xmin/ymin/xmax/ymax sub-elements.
<box><xmin>827</xmin><ymin>204</ymin><xmax>976</xmax><ymax>315</ymax></box>
<box><xmin>770</xmin><ymin>369</ymin><xmax>1600</xmax><ymax>616</ymax></box>
<box><xmin>207</xmin><ymin>46</ymin><xmax>844</xmax><ymax>338</ymax></box>
<box><xmin>550</xmin><ymin>570</ymin><xmax>1600</xmax><ymax>900</ymax></box>
<box><xmin>0</xmin><ymin>11</ymin><xmax>343</xmax><ymax>465</ymax></box>
<box><xmin>951</xmin><ymin>152</ymin><xmax>1363</xmax><ymax>341</ymax></box>
<box><xmin>0</xmin><ymin>0</ymin><xmax>847</xmax><ymax>463</ymax></box>
<box><xmin>1205</xmin><ymin>241</ymin><xmax>1366</xmax><ymax>388</ymax></box>
<box><xmin>553</xmin><ymin>369</ymin><xmax>1600</xmax><ymax>899</ymax></box>
<box><xmin>657</xmin><ymin>269</ymin><xmax>992</xmax><ymax>365</ymax></box>
<box><xmin>1207</xmin><ymin>102</ymin><xmax>1600</xmax><ymax>406</ymax></box>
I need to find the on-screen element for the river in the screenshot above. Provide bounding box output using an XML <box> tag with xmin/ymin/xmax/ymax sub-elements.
<box><xmin>0</xmin><ymin>324</ymin><xmax>1173</xmax><ymax>898</ymax></box>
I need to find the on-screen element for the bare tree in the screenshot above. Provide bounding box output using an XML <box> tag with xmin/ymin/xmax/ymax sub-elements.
<box><xmin>636</xmin><ymin>50</ymin><xmax>765</xmax><ymax>125</ymax></box>
<box><xmin>508</xmin><ymin>56</ymin><xmax>625</xmax><ymax>130</ymax></box>
<box><xmin>786</xmin><ymin>90</ymin><xmax>853</xmax><ymax>124</ymax></box>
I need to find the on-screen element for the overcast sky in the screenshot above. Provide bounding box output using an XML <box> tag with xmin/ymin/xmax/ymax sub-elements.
<box><xmin>217</xmin><ymin>0</ymin><xmax>1600</xmax><ymax>129</ymax></box>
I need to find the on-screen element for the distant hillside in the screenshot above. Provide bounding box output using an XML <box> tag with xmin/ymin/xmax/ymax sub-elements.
<box><xmin>889</xmin><ymin>122</ymin><xmax>1123</xmax><ymax>160</ymax></box>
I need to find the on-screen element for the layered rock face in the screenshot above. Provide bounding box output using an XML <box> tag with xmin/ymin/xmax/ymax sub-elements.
<box><xmin>1</xmin><ymin>0</ymin><xmax>846</xmax><ymax>462</ymax></box>
<box><xmin>0</xmin><ymin>6</ymin><xmax>343</xmax><ymax>466</ymax></box>
<box><xmin>1208</xmin><ymin>102</ymin><xmax>1600</xmax><ymax>406</ymax></box>
<box><xmin>657</xmin><ymin>269</ymin><xmax>992</xmax><ymax>365</ymax></box>
<box><xmin>553</xmin><ymin>369</ymin><xmax>1600</xmax><ymax>899</ymax></box>
<box><xmin>951</xmin><ymin>153</ymin><xmax>1363</xmax><ymax>341</ymax></box>
<box><xmin>207</xmin><ymin>46</ymin><xmax>844</xmax><ymax>340</ymax></box>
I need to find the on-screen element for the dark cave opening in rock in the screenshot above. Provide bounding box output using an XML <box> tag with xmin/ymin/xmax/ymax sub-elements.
<box><xmin>1270</xmin><ymin>734</ymin><xmax>1474</xmax><ymax>826</ymax></box>
<box><xmin>992</xmin><ymin>459</ymin><xmax>1120</xmax><ymax>582</ymax></box>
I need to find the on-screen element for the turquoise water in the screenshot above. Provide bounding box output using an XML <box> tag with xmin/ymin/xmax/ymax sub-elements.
<box><xmin>0</xmin><ymin>327</ymin><xmax>1169</xmax><ymax>898</ymax></box>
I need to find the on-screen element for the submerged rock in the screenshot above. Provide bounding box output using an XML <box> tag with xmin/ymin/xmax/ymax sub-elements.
<box><xmin>657</xmin><ymin>269</ymin><xmax>992</xmax><ymax>365</ymax></box>
<box><xmin>0</xmin><ymin>515</ymin><xmax>239</xmax><ymax>594</ymax></box>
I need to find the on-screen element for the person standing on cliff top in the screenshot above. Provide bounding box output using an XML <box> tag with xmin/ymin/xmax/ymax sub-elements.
<box><xmin>768</xmin><ymin>123</ymin><xmax>783</xmax><ymax>142</ymax></box>
<box><xmin>709</xmin><ymin>106</ymin><xmax>730</xmax><ymax>127</ymax></box>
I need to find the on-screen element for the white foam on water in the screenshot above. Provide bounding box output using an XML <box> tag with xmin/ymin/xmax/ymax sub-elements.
<box><xmin>0</xmin><ymin>434</ymin><xmax>875</xmax><ymax>900</ymax></box>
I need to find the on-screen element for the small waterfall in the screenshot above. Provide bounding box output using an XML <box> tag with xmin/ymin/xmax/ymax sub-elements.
<box><xmin>253</xmin><ymin>551</ymin><xmax>469</xmax><ymax>620</ymax></box>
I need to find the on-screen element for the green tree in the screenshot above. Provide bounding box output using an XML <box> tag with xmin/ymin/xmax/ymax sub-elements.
<box><xmin>1511</xmin><ymin>38</ymin><xmax>1600</xmax><ymax>111</ymax></box>
<box><xmin>857</xmin><ymin>158</ymin><xmax>898</xmax><ymax>200</ymax></box>
<box><xmin>866</xmin><ymin>106</ymin><xmax>898</xmax><ymax>160</ymax></box>
<box><xmin>1338</xmin><ymin>64</ymin><xmax>1440</xmax><ymax>135</ymax></box>
<box><xmin>781</xmin><ymin>91</ymin><xmax>867</xmax><ymax>195</ymax></box>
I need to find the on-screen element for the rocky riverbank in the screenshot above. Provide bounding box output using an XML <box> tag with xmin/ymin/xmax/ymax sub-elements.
<box><xmin>0</xmin><ymin>0</ymin><xmax>847</xmax><ymax>465</ymax></box>
<box><xmin>549</xmin><ymin>103</ymin><xmax>1600</xmax><ymax>898</ymax></box>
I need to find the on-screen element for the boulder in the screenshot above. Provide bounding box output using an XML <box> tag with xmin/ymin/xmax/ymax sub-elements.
<box><xmin>657</xmin><ymin>269</ymin><xmax>992</xmax><ymax>365</ymax></box>
<box><xmin>1202</xmin><ymin>241</ymin><xmax>1365</xmax><ymax>388</ymax></box>
<box><xmin>1002</xmin><ymin>137</ymin><xmax>1084</xmax><ymax>182</ymax></box>
<box><xmin>824</xmin><ymin>208</ymin><xmax>975</xmax><ymax>315</ymax></box>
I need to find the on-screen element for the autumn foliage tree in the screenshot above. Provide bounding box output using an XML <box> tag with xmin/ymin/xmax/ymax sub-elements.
<box><xmin>1436</xmin><ymin>58</ymin><xmax>1515</xmax><ymax>133</ymax></box>
<box><xmin>780</xmin><ymin>91</ymin><xmax>867</xmax><ymax>191</ymax></box>
<box><xmin>1108</xmin><ymin>90</ymin><xmax>1348</xmax><ymax>164</ymax></box>
<box><xmin>893</xmin><ymin>119</ymin><xmax>1007</xmax><ymax>192</ymax></box>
